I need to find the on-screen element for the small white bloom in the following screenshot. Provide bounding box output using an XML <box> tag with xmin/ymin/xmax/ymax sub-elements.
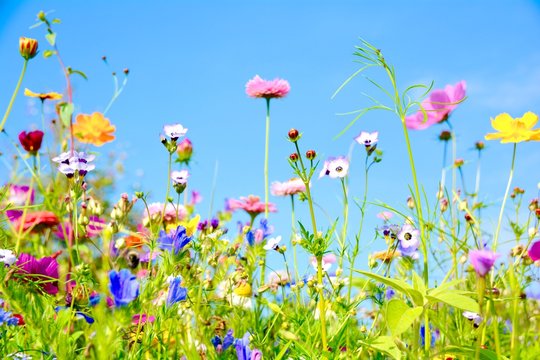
<box><xmin>171</xmin><ymin>170</ymin><xmax>189</xmax><ymax>185</ymax></box>
<box><xmin>319</xmin><ymin>157</ymin><xmax>349</xmax><ymax>179</ymax></box>
<box><xmin>0</xmin><ymin>249</ymin><xmax>17</xmax><ymax>266</ymax></box>
<box><xmin>163</xmin><ymin>124</ymin><xmax>188</xmax><ymax>139</ymax></box>
<box><xmin>463</xmin><ymin>311</ymin><xmax>482</xmax><ymax>326</ymax></box>
<box><xmin>354</xmin><ymin>131</ymin><xmax>379</xmax><ymax>147</ymax></box>
<box><xmin>397</xmin><ymin>224</ymin><xmax>420</xmax><ymax>249</ymax></box>
<box><xmin>263</xmin><ymin>236</ymin><xmax>282</xmax><ymax>251</ymax></box>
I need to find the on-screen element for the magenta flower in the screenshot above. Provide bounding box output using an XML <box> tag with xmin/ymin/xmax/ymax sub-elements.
<box><xmin>469</xmin><ymin>249</ymin><xmax>499</xmax><ymax>277</ymax></box>
<box><xmin>245</xmin><ymin>75</ymin><xmax>290</xmax><ymax>99</ymax></box>
<box><xmin>528</xmin><ymin>240</ymin><xmax>540</xmax><ymax>262</ymax></box>
<box><xmin>405</xmin><ymin>81</ymin><xmax>466</xmax><ymax>130</ymax></box>
<box><xmin>6</xmin><ymin>185</ymin><xmax>34</xmax><ymax>221</ymax></box>
<box><xmin>228</xmin><ymin>195</ymin><xmax>277</xmax><ymax>218</ymax></box>
<box><xmin>271</xmin><ymin>178</ymin><xmax>306</xmax><ymax>197</ymax></box>
<box><xmin>15</xmin><ymin>253</ymin><xmax>59</xmax><ymax>295</ymax></box>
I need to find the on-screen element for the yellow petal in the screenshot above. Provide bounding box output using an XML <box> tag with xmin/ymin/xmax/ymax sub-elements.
<box><xmin>24</xmin><ymin>88</ymin><xmax>39</xmax><ymax>97</ymax></box>
<box><xmin>484</xmin><ymin>132</ymin><xmax>504</xmax><ymax>141</ymax></box>
<box><xmin>520</xmin><ymin>111</ymin><xmax>538</xmax><ymax>129</ymax></box>
<box><xmin>491</xmin><ymin>113</ymin><xmax>513</xmax><ymax>132</ymax></box>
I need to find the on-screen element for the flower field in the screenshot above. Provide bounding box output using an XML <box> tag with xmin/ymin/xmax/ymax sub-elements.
<box><xmin>1</xmin><ymin>7</ymin><xmax>540</xmax><ymax>360</ymax></box>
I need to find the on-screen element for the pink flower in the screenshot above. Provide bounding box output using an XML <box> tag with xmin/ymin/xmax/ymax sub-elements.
<box><xmin>528</xmin><ymin>240</ymin><xmax>540</xmax><ymax>262</ymax></box>
<box><xmin>132</xmin><ymin>314</ymin><xmax>155</xmax><ymax>325</ymax></box>
<box><xmin>469</xmin><ymin>249</ymin><xmax>499</xmax><ymax>277</ymax></box>
<box><xmin>13</xmin><ymin>211</ymin><xmax>59</xmax><ymax>232</ymax></box>
<box><xmin>271</xmin><ymin>178</ymin><xmax>306</xmax><ymax>197</ymax></box>
<box><xmin>56</xmin><ymin>216</ymin><xmax>106</xmax><ymax>241</ymax></box>
<box><xmin>6</xmin><ymin>185</ymin><xmax>34</xmax><ymax>221</ymax></box>
<box><xmin>227</xmin><ymin>195</ymin><xmax>277</xmax><ymax>218</ymax></box>
<box><xmin>377</xmin><ymin>211</ymin><xmax>394</xmax><ymax>221</ymax></box>
<box><xmin>310</xmin><ymin>253</ymin><xmax>337</xmax><ymax>272</ymax></box>
<box><xmin>405</xmin><ymin>81</ymin><xmax>466</xmax><ymax>130</ymax></box>
<box><xmin>245</xmin><ymin>75</ymin><xmax>290</xmax><ymax>99</ymax></box>
<box><xmin>142</xmin><ymin>202</ymin><xmax>187</xmax><ymax>226</ymax></box>
<box><xmin>15</xmin><ymin>253</ymin><xmax>59</xmax><ymax>295</ymax></box>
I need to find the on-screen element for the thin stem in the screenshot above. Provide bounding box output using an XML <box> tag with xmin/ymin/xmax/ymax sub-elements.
<box><xmin>264</xmin><ymin>98</ymin><xmax>271</xmax><ymax>218</ymax></box>
<box><xmin>291</xmin><ymin>195</ymin><xmax>300</xmax><ymax>281</ymax></box>
<box><xmin>0</xmin><ymin>60</ymin><xmax>28</xmax><ymax>132</ymax></box>
<box><xmin>339</xmin><ymin>177</ymin><xmax>349</xmax><ymax>271</ymax></box>
<box><xmin>492</xmin><ymin>143</ymin><xmax>517</xmax><ymax>251</ymax></box>
<box><xmin>163</xmin><ymin>152</ymin><xmax>173</xmax><ymax>223</ymax></box>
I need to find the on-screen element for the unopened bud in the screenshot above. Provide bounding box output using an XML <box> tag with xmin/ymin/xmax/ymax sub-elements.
<box><xmin>454</xmin><ymin>158</ymin><xmax>464</xmax><ymax>167</ymax></box>
<box><xmin>176</xmin><ymin>138</ymin><xmax>193</xmax><ymax>164</ymax></box>
<box><xmin>305</xmin><ymin>150</ymin><xmax>316</xmax><ymax>160</ymax></box>
<box><xmin>19</xmin><ymin>37</ymin><xmax>38</xmax><ymax>60</ymax></box>
<box><xmin>288</xmin><ymin>128</ymin><xmax>300</xmax><ymax>142</ymax></box>
<box><xmin>289</xmin><ymin>153</ymin><xmax>299</xmax><ymax>162</ymax></box>
<box><xmin>407</xmin><ymin>197</ymin><xmax>415</xmax><ymax>209</ymax></box>
<box><xmin>438</xmin><ymin>130</ymin><xmax>452</xmax><ymax>141</ymax></box>
<box><xmin>475</xmin><ymin>141</ymin><xmax>485</xmax><ymax>151</ymax></box>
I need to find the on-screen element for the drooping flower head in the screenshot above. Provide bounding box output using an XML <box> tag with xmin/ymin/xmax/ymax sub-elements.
<box><xmin>406</xmin><ymin>81</ymin><xmax>466</xmax><ymax>130</ymax></box>
<box><xmin>319</xmin><ymin>156</ymin><xmax>349</xmax><ymax>179</ymax></box>
<box><xmin>18</xmin><ymin>130</ymin><xmax>44</xmax><ymax>155</ymax></box>
<box><xmin>485</xmin><ymin>112</ymin><xmax>540</xmax><ymax>143</ymax></box>
<box><xmin>24</xmin><ymin>88</ymin><xmax>63</xmax><ymax>101</ymax></box>
<box><xmin>15</xmin><ymin>253</ymin><xmax>59</xmax><ymax>295</ymax></box>
<box><xmin>246</xmin><ymin>75</ymin><xmax>290</xmax><ymax>99</ymax></box>
<box><xmin>157</xmin><ymin>225</ymin><xmax>192</xmax><ymax>255</ymax></box>
<box><xmin>73</xmin><ymin>112</ymin><xmax>116</xmax><ymax>146</ymax></box>
<box><xmin>108</xmin><ymin>269</ymin><xmax>139</xmax><ymax>306</ymax></box>
<box><xmin>469</xmin><ymin>249</ymin><xmax>500</xmax><ymax>277</ymax></box>
<box><xmin>228</xmin><ymin>195</ymin><xmax>277</xmax><ymax>218</ymax></box>
<box><xmin>271</xmin><ymin>178</ymin><xmax>306</xmax><ymax>197</ymax></box>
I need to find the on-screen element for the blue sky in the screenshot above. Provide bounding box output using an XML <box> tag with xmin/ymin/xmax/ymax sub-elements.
<box><xmin>1</xmin><ymin>1</ymin><xmax>540</xmax><ymax>275</ymax></box>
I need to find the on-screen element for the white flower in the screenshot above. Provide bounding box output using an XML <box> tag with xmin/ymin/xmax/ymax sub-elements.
<box><xmin>319</xmin><ymin>157</ymin><xmax>349</xmax><ymax>179</ymax></box>
<box><xmin>171</xmin><ymin>170</ymin><xmax>189</xmax><ymax>185</ymax></box>
<box><xmin>263</xmin><ymin>236</ymin><xmax>282</xmax><ymax>251</ymax></box>
<box><xmin>0</xmin><ymin>249</ymin><xmax>17</xmax><ymax>266</ymax></box>
<box><xmin>163</xmin><ymin>124</ymin><xmax>188</xmax><ymax>140</ymax></box>
<box><xmin>354</xmin><ymin>131</ymin><xmax>379</xmax><ymax>147</ymax></box>
<box><xmin>310</xmin><ymin>254</ymin><xmax>337</xmax><ymax>272</ymax></box>
<box><xmin>463</xmin><ymin>311</ymin><xmax>482</xmax><ymax>326</ymax></box>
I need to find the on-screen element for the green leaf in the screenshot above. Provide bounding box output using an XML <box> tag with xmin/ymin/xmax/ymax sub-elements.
<box><xmin>426</xmin><ymin>291</ymin><xmax>479</xmax><ymax>313</ymax></box>
<box><xmin>386</xmin><ymin>299</ymin><xmax>423</xmax><ymax>336</ymax></box>
<box><xmin>43</xmin><ymin>49</ymin><xmax>56</xmax><ymax>58</ymax></box>
<box><xmin>45</xmin><ymin>32</ymin><xmax>56</xmax><ymax>46</ymax></box>
<box><xmin>267</xmin><ymin>302</ymin><xmax>285</xmax><ymax>316</ymax></box>
<box><xmin>428</xmin><ymin>278</ymin><xmax>465</xmax><ymax>297</ymax></box>
<box><xmin>59</xmin><ymin>102</ymin><xmax>74</xmax><ymax>127</ymax></box>
<box><xmin>355</xmin><ymin>270</ymin><xmax>424</xmax><ymax>306</ymax></box>
<box><xmin>52</xmin><ymin>18</ymin><xmax>62</xmax><ymax>24</ymax></box>
<box><xmin>68</xmin><ymin>68</ymin><xmax>88</xmax><ymax>80</ymax></box>
<box><xmin>411</xmin><ymin>271</ymin><xmax>426</xmax><ymax>295</ymax></box>
<box><xmin>360</xmin><ymin>336</ymin><xmax>401</xmax><ymax>360</ymax></box>
<box><xmin>437</xmin><ymin>346</ymin><xmax>507</xmax><ymax>360</ymax></box>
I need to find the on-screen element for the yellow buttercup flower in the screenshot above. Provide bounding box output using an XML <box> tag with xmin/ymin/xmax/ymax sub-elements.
<box><xmin>233</xmin><ymin>282</ymin><xmax>252</xmax><ymax>297</ymax></box>
<box><xmin>24</xmin><ymin>88</ymin><xmax>63</xmax><ymax>101</ymax></box>
<box><xmin>485</xmin><ymin>112</ymin><xmax>540</xmax><ymax>143</ymax></box>
<box><xmin>73</xmin><ymin>112</ymin><xmax>116</xmax><ymax>146</ymax></box>
<box><xmin>165</xmin><ymin>214</ymin><xmax>200</xmax><ymax>237</ymax></box>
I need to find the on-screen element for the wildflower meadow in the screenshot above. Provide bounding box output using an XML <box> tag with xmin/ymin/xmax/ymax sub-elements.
<box><xmin>1</xmin><ymin>4</ymin><xmax>540</xmax><ymax>360</ymax></box>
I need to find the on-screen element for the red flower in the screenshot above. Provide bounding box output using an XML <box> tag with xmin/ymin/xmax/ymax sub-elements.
<box><xmin>13</xmin><ymin>211</ymin><xmax>59</xmax><ymax>232</ymax></box>
<box><xmin>18</xmin><ymin>130</ymin><xmax>44</xmax><ymax>154</ymax></box>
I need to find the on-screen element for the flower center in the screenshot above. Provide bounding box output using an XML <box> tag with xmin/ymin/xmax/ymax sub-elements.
<box><xmin>404</xmin><ymin>232</ymin><xmax>412</xmax><ymax>241</ymax></box>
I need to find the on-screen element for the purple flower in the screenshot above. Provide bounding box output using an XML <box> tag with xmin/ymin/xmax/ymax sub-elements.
<box><xmin>53</xmin><ymin>151</ymin><xmax>95</xmax><ymax>178</ymax></box>
<box><xmin>0</xmin><ymin>308</ymin><xmax>19</xmax><ymax>326</ymax></box>
<box><xmin>158</xmin><ymin>226</ymin><xmax>191</xmax><ymax>254</ymax></box>
<box><xmin>109</xmin><ymin>269</ymin><xmax>139</xmax><ymax>306</ymax></box>
<box><xmin>469</xmin><ymin>249</ymin><xmax>500</xmax><ymax>277</ymax></box>
<box><xmin>15</xmin><ymin>253</ymin><xmax>59</xmax><ymax>295</ymax></box>
<box><xmin>235</xmin><ymin>332</ymin><xmax>253</xmax><ymax>360</ymax></box>
<box><xmin>167</xmin><ymin>276</ymin><xmax>187</xmax><ymax>306</ymax></box>
<box><xmin>528</xmin><ymin>240</ymin><xmax>540</xmax><ymax>262</ymax></box>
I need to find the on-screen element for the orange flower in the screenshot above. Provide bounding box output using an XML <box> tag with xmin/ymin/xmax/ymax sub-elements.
<box><xmin>73</xmin><ymin>112</ymin><xmax>116</xmax><ymax>146</ymax></box>
<box><xmin>371</xmin><ymin>249</ymin><xmax>401</xmax><ymax>262</ymax></box>
<box><xmin>24</xmin><ymin>88</ymin><xmax>63</xmax><ymax>101</ymax></box>
<box><xmin>125</xmin><ymin>234</ymin><xmax>146</xmax><ymax>248</ymax></box>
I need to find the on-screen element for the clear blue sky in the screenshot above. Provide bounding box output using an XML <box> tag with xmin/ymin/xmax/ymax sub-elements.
<box><xmin>1</xmin><ymin>1</ymin><xmax>540</xmax><ymax>274</ymax></box>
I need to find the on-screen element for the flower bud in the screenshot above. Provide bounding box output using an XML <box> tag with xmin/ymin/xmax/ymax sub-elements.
<box><xmin>288</xmin><ymin>128</ymin><xmax>300</xmax><ymax>142</ymax></box>
<box><xmin>289</xmin><ymin>153</ymin><xmax>299</xmax><ymax>162</ymax></box>
<box><xmin>406</xmin><ymin>196</ymin><xmax>415</xmax><ymax>209</ymax></box>
<box><xmin>438</xmin><ymin>130</ymin><xmax>452</xmax><ymax>141</ymax></box>
<box><xmin>464</xmin><ymin>213</ymin><xmax>473</xmax><ymax>224</ymax></box>
<box><xmin>440</xmin><ymin>198</ymin><xmax>449</xmax><ymax>212</ymax></box>
<box><xmin>475</xmin><ymin>141</ymin><xmax>485</xmax><ymax>151</ymax></box>
<box><xmin>454</xmin><ymin>158</ymin><xmax>464</xmax><ymax>167</ymax></box>
<box><xmin>305</xmin><ymin>150</ymin><xmax>316</xmax><ymax>160</ymax></box>
<box><xmin>176</xmin><ymin>138</ymin><xmax>193</xmax><ymax>164</ymax></box>
<box><xmin>19</xmin><ymin>37</ymin><xmax>38</xmax><ymax>60</ymax></box>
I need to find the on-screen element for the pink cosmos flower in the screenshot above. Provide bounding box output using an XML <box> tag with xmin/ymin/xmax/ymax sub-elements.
<box><xmin>377</xmin><ymin>211</ymin><xmax>394</xmax><ymax>221</ymax></box>
<box><xmin>528</xmin><ymin>240</ymin><xmax>540</xmax><ymax>262</ymax></box>
<box><xmin>13</xmin><ymin>211</ymin><xmax>59</xmax><ymax>232</ymax></box>
<box><xmin>227</xmin><ymin>195</ymin><xmax>277</xmax><ymax>217</ymax></box>
<box><xmin>271</xmin><ymin>178</ymin><xmax>306</xmax><ymax>197</ymax></box>
<box><xmin>245</xmin><ymin>75</ymin><xmax>290</xmax><ymax>99</ymax></box>
<box><xmin>6</xmin><ymin>185</ymin><xmax>34</xmax><ymax>221</ymax></box>
<box><xmin>405</xmin><ymin>81</ymin><xmax>466</xmax><ymax>130</ymax></box>
<box><xmin>469</xmin><ymin>249</ymin><xmax>499</xmax><ymax>277</ymax></box>
<box><xmin>310</xmin><ymin>253</ymin><xmax>337</xmax><ymax>272</ymax></box>
<box><xmin>142</xmin><ymin>202</ymin><xmax>187</xmax><ymax>226</ymax></box>
<box><xmin>56</xmin><ymin>216</ymin><xmax>106</xmax><ymax>241</ymax></box>
<box><xmin>15</xmin><ymin>253</ymin><xmax>59</xmax><ymax>295</ymax></box>
<box><xmin>132</xmin><ymin>314</ymin><xmax>155</xmax><ymax>325</ymax></box>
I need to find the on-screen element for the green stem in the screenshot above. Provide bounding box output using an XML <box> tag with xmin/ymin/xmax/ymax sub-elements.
<box><xmin>0</xmin><ymin>60</ymin><xmax>28</xmax><ymax>132</ymax></box>
<box><xmin>492</xmin><ymin>143</ymin><xmax>517</xmax><ymax>251</ymax></box>
<box><xmin>163</xmin><ymin>152</ymin><xmax>173</xmax><ymax>223</ymax></box>
<box><xmin>291</xmin><ymin>195</ymin><xmax>300</xmax><ymax>281</ymax></box>
<box><xmin>264</xmin><ymin>98</ymin><xmax>271</xmax><ymax>218</ymax></box>
<box><xmin>475</xmin><ymin>276</ymin><xmax>486</xmax><ymax>360</ymax></box>
<box><xmin>339</xmin><ymin>177</ymin><xmax>349</xmax><ymax>270</ymax></box>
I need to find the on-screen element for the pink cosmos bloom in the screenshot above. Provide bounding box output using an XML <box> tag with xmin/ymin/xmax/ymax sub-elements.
<box><xmin>55</xmin><ymin>216</ymin><xmax>106</xmax><ymax>241</ymax></box>
<box><xmin>469</xmin><ymin>249</ymin><xmax>499</xmax><ymax>277</ymax></box>
<box><xmin>528</xmin><ymin>240</ymin><xmax>540</xmax><ymax>262</ymax></box>
<box><xmin>405</xmin><ymin>81</ymin><xmax>466</xmax><ymax>130</ymax></box>
<box><xmin>271</xmin><ymin>178</ymin><xmax>306</xmax><ymax>197</ymax></box>
<box><xmin>142</xmin><ymin>202</ymin><xmax>187</xmax><ymax>226</ymax></box>
<box><xmin>245</xmin><ymin>75</ymin><xmax>290</xmax><ymax>99</ymax></box>
<box><xmin>6</xmin><ymin>185</ymin><xmax>34</xmax><ymax>221</ymax></box>
<box><xmin>377</xmin><ymin>211</ymin><xmax>394</xmax><ymax>221</ymax></box>
<box><xmin>227</xmin><ymin>195</ymin><xmax>277</xmax><ymax>217</ymax></box>
<box><xmin>190</xmin><ymin>191</ymin><xmax>203</xmax><ymax>206</ymax></box>
<box><xmin>132</xmin><ymin>314</ymin><xmax>155</xmax><ymax>325</ymax></box>
<box><xmin>15</xmin><ymin>253</ymin><xmax>59</xmax><ymax>295</ymax></box>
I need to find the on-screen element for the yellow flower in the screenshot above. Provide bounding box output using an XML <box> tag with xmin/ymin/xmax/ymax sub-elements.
<box><xmin>233</xmin><ymin>282</ymin><xmax>252</xmax><ymax>297</ymax></box>
<box><xmin>165</xmin><ymin>214</ymin><xmax>200</xmax><ymax>237</ymax></box>
<box><xmin>24</xmin><ymin>88</ymin><xmax>63</xmax><ymax>101</ymax></box>
<box><xmin>73</xmin><ymin>112</ymin><xmax>116</xmax><ymax>146</ymax></box>
<box><xmin>485</xmin><ymin>112</ymin><xmax>540</xmax><ymax>143</ymax></box>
